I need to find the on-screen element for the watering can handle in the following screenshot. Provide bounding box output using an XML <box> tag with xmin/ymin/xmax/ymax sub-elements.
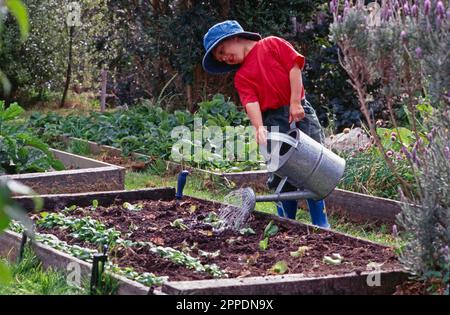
<box><xmin>266</xmin><ymin>132</ymin><xmax>298</xmax><ymax>148</ymax></box>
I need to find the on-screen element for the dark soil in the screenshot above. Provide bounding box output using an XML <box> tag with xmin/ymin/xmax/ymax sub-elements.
<box><xmin>35</xmin><ymin>197</ymin><xmax>401</xmax><ymax>282</ymax></box>
<box><xmin>96</xmin><ymin>153</ymin><xmax>150</xmax><ymax>171</ymax></box>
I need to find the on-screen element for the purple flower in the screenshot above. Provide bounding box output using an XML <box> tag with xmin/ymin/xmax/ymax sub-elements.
<box><xmin>329</xmin><ymin>1</ymin><xmax>335</xmax><ymax>15</ymax></box>
<box><xmin>424</xmin><ymin>0</ymin><xmax>431</xmax><ymax>16</ymax></box>
<box><xmin>401</xmin><ymin>30</ymin><xmax>408</xmax><ymax>43</ymax></box>
<box><xmin>444</xmin><ymin>146</ymin><xmax>450</xmax><ymax>160</ymax></box>
<box><xmin>391</xmin><ymin>136</ymin><xmax>397</xmax><ymax>142</ymax></box>
<box><xmin>344</xmin><ymin>7</ymin><xmax>349</xmax><ymax>16</ymax></box>
<box><xmin>415</xmin><ymin>47</ymin><xmax>423</xmax><ymax>59</ymax></box>
<box><xmin>386</xmin><ymin>150</ymin><xmax>394</xmax><ymax>157</ymax></box>
<box><xmin>436</xmin><ymin>1</ymin><xmax>445</xmax><ymax>17</ymax></box>
<box><xmin>418</xmin><ymin>138</ymin><xmax>424</xmax><ymax>146</ymax></box>
<box><xmin>401</xmin><ymin>145</ymin><xmax>412</xmax><ymax>160</ymax></box>
<box><xmin>403</xmin><ymin>3</ymin><xmax>410</xmax><ymax>16</ymax></box>
<box><xmin>411</xmin><ymin>147</ymin><xmax>418</xmax><ymax>163</ymax></box>
<box><xmin>411</xmin><ymin>4</ymin><xmax>418</xmax><ymax>17</ymax></box>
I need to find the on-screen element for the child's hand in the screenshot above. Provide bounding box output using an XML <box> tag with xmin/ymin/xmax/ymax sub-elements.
<box><xmin>289</xmin><ymin>102</ymin><xmax>305</xmax><ymax>123</ymax></box>
<box><xmin>256</xmin><ymin>126</ymin><xmax>268</xmax><ymax>145</ymax></box>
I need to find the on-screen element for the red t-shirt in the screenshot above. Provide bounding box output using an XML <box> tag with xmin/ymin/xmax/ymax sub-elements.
<box><xmin>234</xmin><ymin>36</ymin><xmax>305</xmax><ymax>112</ymax></box>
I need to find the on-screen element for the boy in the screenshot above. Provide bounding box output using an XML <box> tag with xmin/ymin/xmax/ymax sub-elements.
<box><xmin>202</xmin><ymin>20</ymin><xmax>330</xmax><ymax>228</ymax></box>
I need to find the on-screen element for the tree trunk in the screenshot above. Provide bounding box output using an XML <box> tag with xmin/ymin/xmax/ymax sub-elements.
<box><xmin>60</xmin><ymin>26</ymin><xmax>74</xmax><ymax>108</ymax></box>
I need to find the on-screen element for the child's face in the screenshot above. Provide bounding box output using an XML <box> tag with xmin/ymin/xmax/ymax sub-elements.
<box><xmin>213</xmin><ymin>37</ymin><xmax>245</xmax><ymax>65</ymax></box>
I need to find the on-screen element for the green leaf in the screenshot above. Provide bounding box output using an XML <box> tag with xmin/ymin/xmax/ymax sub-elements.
<box><xmin>0</xmin><ymin>209</ymin><xmax>11</xmax><ymax>232</ymax></box>
<box><xmin>188</xmin><ymin>205</ymin><xmax>197</xmax><ymax>213</ymax></box>
<box><xmin>92</xmin><ymin>200</ymin><xmax>98</xmax><ymax>208</ymax></box>
<box><xmin>323</xmin><ymin>253</ymin><xmax>344</xmax><ymax>265</ymax></box>
<box><xmin>290</xmin><ymin>246</ymin><xmax>310</xmax><ymax>258</ymax></box>
<box><xmin>123</xmin><ymin>202</ymin><xmax>143</xmax><ymax>211</ymax></box>
<box><xmin>5</xmin><ymin>0</ymin><xmax>29</xmax><ymax>40</ymax></box>
<box><xmin>0</xmin><ymin>261</ymin><xmax>12</xmax><ymax>285</ymax></box>
<box><xmin>263</xmin><ymin>220</ymin><xmax>279</xmax><ymax>238</ymax></box>
<box><xmin>259</xmin><ymin>237</ymin><xmax>269</xmax><ymax>250</ymax></box>
<box><xmin>270</xmin><ymin>261</ymin><xmax>288</xmax><ymax>274</ymax></box>
<box><xmin>1</xmin><ymin>102</ymin><xmax>24</xmax><ymax>121</ymax></box>
<box><xmin>170</xmin><ymin>218</ymin><xmax>188</xmax><ymax>230</ymax></box>
<box><xmin>0</xmin><ymin>71</ymin><xmax>12</xmax><ymax>95</ymax></box>
<box><xmin>239</xmin><ymin>227</ymin><xmax>256</xmax><ymax>235</ymax></box>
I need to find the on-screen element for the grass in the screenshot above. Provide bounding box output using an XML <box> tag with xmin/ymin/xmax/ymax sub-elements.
<box><xmin>125</xmin><ymin>170</ymin><xmax>400</xmax><ymax>247</ymax></box>
<box><xmin>0</xmin><ymin>247</ymin><xmax>88</xmax><ymax>295</ymax></box>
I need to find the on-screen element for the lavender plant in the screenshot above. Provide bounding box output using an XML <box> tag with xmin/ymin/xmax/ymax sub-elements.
<box><xmin>330</xmin><ymin>0</ymin><xmax>449</xmax><ymax>293</ymax></box>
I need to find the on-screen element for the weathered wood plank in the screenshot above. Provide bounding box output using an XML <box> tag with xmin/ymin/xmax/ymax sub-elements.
<box><xmin>162</xmin><ymin>270</ymin><xmax>409</xmax><ymax>295</ymax></box>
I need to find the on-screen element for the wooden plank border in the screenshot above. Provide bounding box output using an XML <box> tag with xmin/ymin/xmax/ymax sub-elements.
<box><xmin>1</xmin><ymin>149</ymin><xmax>125</xmax><ymax>195</ymax></box>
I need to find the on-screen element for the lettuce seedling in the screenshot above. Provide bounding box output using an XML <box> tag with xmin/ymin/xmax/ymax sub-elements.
<box><xmin>170</xmin><ymin>218</ymin><xmax>188</xmax><ymax>230</ymax></box>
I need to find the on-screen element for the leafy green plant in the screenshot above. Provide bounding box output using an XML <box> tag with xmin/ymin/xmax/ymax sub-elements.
<box><xmin>290</xmin><ymin>246</ymin><xmax>310</xmax><ymax>258</ymax></box>
<box><xmin>122</xmin><ymin>202</ymin><xmax>143</xmax><ymax>212</ymax></box>
<box><xmin>27</xmin><ymin>95</ymin><xmax>263</xmax><ymax>173</ymax></box>
<box><xmin>0</xmin><ymin>101</ymin><xmax>64</xmax><ymax>174</ymax></box>
<box><xmin>331</xmin><ymin>0</ymin><xmax>449</xmax><ymax>294</ymax></box>
<box><xmin>259</xmin><ymin>220</ymin><xmax>279</xmax><ymax>251</ymax></box>
<box><xmin>239</xmin><ymin>227</ymin><xmax>256</xmax><ymax>236</ymax></box>
<box><xmin>9</xmin><ymin>221</ymin><xmax>168</xmax><ymax>287</ymax></box>
<box><xmin>36</xmin><ymin>211</ymin><xmax>227</xmax><ymax>278</ymax></box>
<box><xmin>269</xmin><ymin>261</ymin><xmax>288</xmax><ymax>274</ymax></box>
<box><xmin>323</xmin><ymin>253</ymin><xmax>344</xmax><ymax>265</ymax></box>
<box><xmin>170</xmin><ymin>218</ymin><xmax>188</xmax><ymax>230</ymax></box>
<box><xmin>0</xmin><ymin>177</ymin><xmax>42</xmax><ymax>285</ymax></box>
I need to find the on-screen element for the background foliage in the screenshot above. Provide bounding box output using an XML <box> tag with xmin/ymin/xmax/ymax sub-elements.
<box><xmin>0</xmin><ymin>0</ymin><xmax>364</xmax><ymax>131</ymax></box>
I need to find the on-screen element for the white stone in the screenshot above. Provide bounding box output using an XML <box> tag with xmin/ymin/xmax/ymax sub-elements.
<box><xmin>324</xmin><ymin>127</ymin><xmax>370</xmax><ymax>153</ymax></box>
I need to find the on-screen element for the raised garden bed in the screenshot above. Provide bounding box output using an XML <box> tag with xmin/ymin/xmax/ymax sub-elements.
<box><xmin>4</xmin><ymin>188</ymin><xmax>409</xmax><ymax>295</ymax></box>
<box><xmin>0</xmin><ymin>149</ymin><xmax>125</xmax><ymax>194</ymax></box>
<box><xmin>57</xmin><ymin>135</ymin><xmax>404</xmax><ymax>225</ymax></box>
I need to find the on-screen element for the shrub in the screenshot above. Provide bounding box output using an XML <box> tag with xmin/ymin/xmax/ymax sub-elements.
<box><xmin>330</xmin><ymin>0</ymin><xmax>449</xmax><ymax>293</ymax></box>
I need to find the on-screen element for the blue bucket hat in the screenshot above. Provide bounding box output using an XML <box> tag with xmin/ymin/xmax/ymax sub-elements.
<box><xmin>202</xmin><ymin>20</ymin><xmax>262</xmax><ymax>74</ymax></box>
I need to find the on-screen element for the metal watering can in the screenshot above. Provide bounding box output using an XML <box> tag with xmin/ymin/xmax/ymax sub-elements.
<box><xmin>256</xmin><ymin>127</ymin><xmax>346</xmax><ymax>203</ymax></box>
